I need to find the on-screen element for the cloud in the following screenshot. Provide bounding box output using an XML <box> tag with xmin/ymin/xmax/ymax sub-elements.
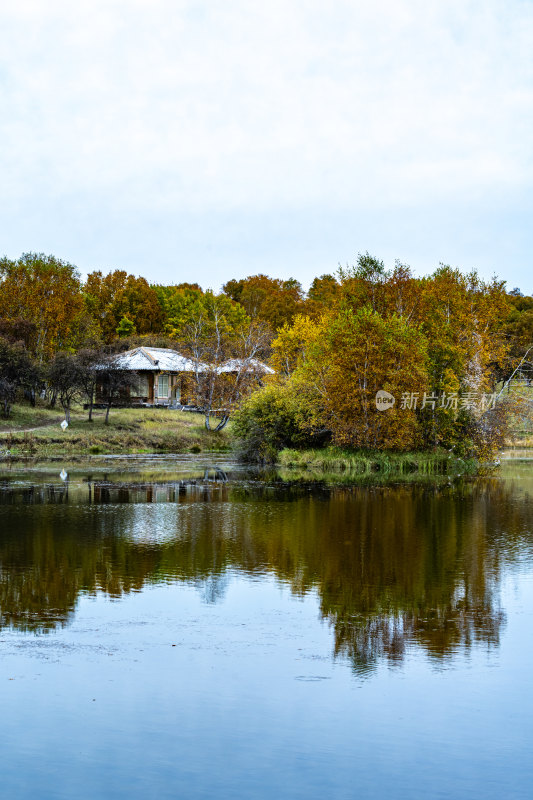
<box><xmin>0</xmin><ymin>0</ymin><xmax>532</xmax><ymax>285</ymax></box>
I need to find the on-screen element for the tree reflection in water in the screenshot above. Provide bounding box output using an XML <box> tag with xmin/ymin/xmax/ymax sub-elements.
<box><xmin>0</xmin><ymin>473</ymin><xmax>531</xmax><ymax>673</ymax></box>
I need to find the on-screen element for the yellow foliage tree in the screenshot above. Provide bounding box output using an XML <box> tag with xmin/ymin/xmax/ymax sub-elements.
<box><xmin>295</xmin><ymin>306</ymin><xmax>429</xmax><ymax>450</ymax></box>
<box><xmin>270</xmin><ymin>314</ymin><xmax>321</xmax><ymax>377</ymax></box>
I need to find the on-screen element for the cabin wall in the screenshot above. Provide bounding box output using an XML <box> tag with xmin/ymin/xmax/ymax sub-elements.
<box><xmin>126</xmin><ymin>372</ymin><xmax>154</xmax><ymax>404</ymax></box>
<box><xmin>96</xmin><ymin>371</ymin><xmax>197</xmax><ymax>407</ymax></box>
<box><xmin>149</xmin><ymin>372</ymin><xmax>196</xmax><ymax>406</ymax></box>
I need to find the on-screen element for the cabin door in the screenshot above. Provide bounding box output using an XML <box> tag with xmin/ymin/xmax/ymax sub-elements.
<box><xmin>156</xmin><ymin>374</ymin><xmax>170</xmax><ymax>403</ymax></box>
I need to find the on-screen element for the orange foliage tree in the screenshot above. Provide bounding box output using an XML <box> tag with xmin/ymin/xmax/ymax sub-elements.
<box><xmin>304</xmin><ymin>274</ymin><xmax>341</xmax><ymax>319</ymax></box>
<box><xmin>223</xmin><ymin>274</ymin><xmax>304</xmax><ymax>333</ymax></box>
<box><xmin>84</xmin><ymin>270</ymin><xmax>164</xmax><ymax>341</ymax></box>
<box><xmin>0</xmin><ymin>252</ymin><xmax>84</xmax><ymax>361</ymax></box>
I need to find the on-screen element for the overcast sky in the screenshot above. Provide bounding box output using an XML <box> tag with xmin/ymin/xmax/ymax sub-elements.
<box><xmin>1</xmin><ymin>0</ymin><xmax>532</xmax><ymax>291</ymax></box>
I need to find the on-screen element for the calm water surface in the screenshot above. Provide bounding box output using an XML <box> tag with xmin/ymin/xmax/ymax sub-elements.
<box><xmin>1</xmin><ymin>456</ymin><xmax>532</xmax><ymax>799</ymax></box>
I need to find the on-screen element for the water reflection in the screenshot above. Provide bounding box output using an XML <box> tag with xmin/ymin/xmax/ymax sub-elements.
<box><xmin>1</xmin><ymin>466</ymin><xmax>532</xmax><ymax>674</ymax></box>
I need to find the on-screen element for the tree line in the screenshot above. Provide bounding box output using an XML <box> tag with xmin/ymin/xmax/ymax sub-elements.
<box><xmin>0</xmin><ymin>252</ymin><xmax>310</xmax><ymax>359</ymax></box>
<box><xmin>0</xmin><ymin>251</ymin><xmax>532</xmax><ymax>451</ymax></box>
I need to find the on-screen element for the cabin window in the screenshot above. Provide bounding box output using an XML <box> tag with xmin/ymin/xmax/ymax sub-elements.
<box><xmin>157</xmin><ymin>375</ymin><xmax>169</xmax><ymax>398</ymax></box>
<box><xmin>135</xmin><ymin>374</ymin><xmax>150</xmax><ymax>397</ymax></box>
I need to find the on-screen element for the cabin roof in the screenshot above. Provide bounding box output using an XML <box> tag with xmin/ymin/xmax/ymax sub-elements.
<box><xmin>104</xmin><ymin>348</ymin><xmax>274</xmax><ymax>375</ymax></box>
<box><xmin>216</xmin><ymin>358</ymin><xmax>275</xmax><ymax>374</ymax></box>
<box><xmin>111</xmin><ymin>347</ymin><xmax>200</xmax><ymax>372</ymax></box>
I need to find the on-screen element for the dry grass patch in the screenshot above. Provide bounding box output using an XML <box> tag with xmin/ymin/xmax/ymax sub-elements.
<box><xmin>0</xmin><ymin>402</ymin><xmax>232</xmax><ymax>457</ymax></box>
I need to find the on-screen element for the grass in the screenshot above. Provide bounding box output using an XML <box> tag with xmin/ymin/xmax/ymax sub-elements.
<box><xmin>278</xmin><ymin>446</ymin><xmax>479</xmax><ymax>475</ymax></box>
<box><xmin>0</xmin><ymin>403</ymin><xmax>67</xmax><ymax>432</ymax></box>
<box><xmin>0</xmin><ymin>401</ymin><xmax>232</xmax><ymax>457</ymax></box>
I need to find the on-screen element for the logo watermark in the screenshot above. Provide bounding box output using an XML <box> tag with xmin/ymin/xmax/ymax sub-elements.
<box><xmin>375</xmin><ymin>390</ymin><xmax>498</xmax><ymax>412</ymax></box>
<box><xmin>375</xmin><ymin>390</ymin><xmax>396</xmax><ymax>411</ymax></box>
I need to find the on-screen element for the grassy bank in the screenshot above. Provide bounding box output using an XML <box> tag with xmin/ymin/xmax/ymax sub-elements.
<box><xmin>0</xmin><ymin>402</ymin><xmax>231</xmax><ymax>457</ymax></box>
<box><xmin>0</xmin><ymin>401</ymin><xmax>507</xmax><ymax>469</ymax></box>
<box><xmin>278</xmin><ymin>447</ymin><xmax>479</xmax><ymax>475</ymax></box>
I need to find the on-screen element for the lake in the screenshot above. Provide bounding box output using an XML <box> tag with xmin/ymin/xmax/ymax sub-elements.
<box><xmin>1</xmin><ymin>455</ymin><xmax>532</xmax><ymax>799</ymax></box>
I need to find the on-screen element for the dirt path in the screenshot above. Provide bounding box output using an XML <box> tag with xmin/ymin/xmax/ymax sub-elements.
<box><xmin>0</xmin><ymin>417</ymin><xmax>65</xmax><ymax>434</ymax></box>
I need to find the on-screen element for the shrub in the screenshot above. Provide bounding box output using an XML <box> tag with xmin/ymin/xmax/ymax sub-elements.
<box><xmin>232</xmin><ymin>383</ymin><xmax>326</xmax><ymax>462</ymax></box>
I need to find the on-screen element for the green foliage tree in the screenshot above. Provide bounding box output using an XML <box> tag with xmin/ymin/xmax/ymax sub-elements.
<box><xmin>152</xmin><ymin>283</ymin><xmax>205</xmax><ymax>338</ymax></box>
<box><xmin>116</xmin><ymin>316</ymin><xmax>136</xmax><ymax>338</ymax></box>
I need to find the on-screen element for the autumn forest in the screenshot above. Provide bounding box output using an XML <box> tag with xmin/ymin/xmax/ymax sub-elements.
<box><xmin>1</xmin><ymin>251</ymin><xmax>532</xmax><ymax>461</ymax></box>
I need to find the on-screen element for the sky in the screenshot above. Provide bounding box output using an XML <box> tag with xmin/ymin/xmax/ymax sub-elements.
<box><xmin>0</xmin><ymin>0</ymin><xmax>532</xmax><ymax>292</ymax></box>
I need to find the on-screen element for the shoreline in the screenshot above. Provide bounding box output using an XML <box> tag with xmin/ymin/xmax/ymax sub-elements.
<box><xmin>1</xmin><ymin>403</ymin><xmax>529</xmax><ymax>472</ymax></box>
<box><xmin>277</xmin><ymin>446</ymin><xmax>482</xmax><ymax>475</ymax></box>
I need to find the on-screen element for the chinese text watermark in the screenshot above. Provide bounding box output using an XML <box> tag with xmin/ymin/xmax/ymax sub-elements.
<box><xmin>375</xmin><ymin>391</ymin><xmax>498</xmax><ymax>412</ymax></box>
